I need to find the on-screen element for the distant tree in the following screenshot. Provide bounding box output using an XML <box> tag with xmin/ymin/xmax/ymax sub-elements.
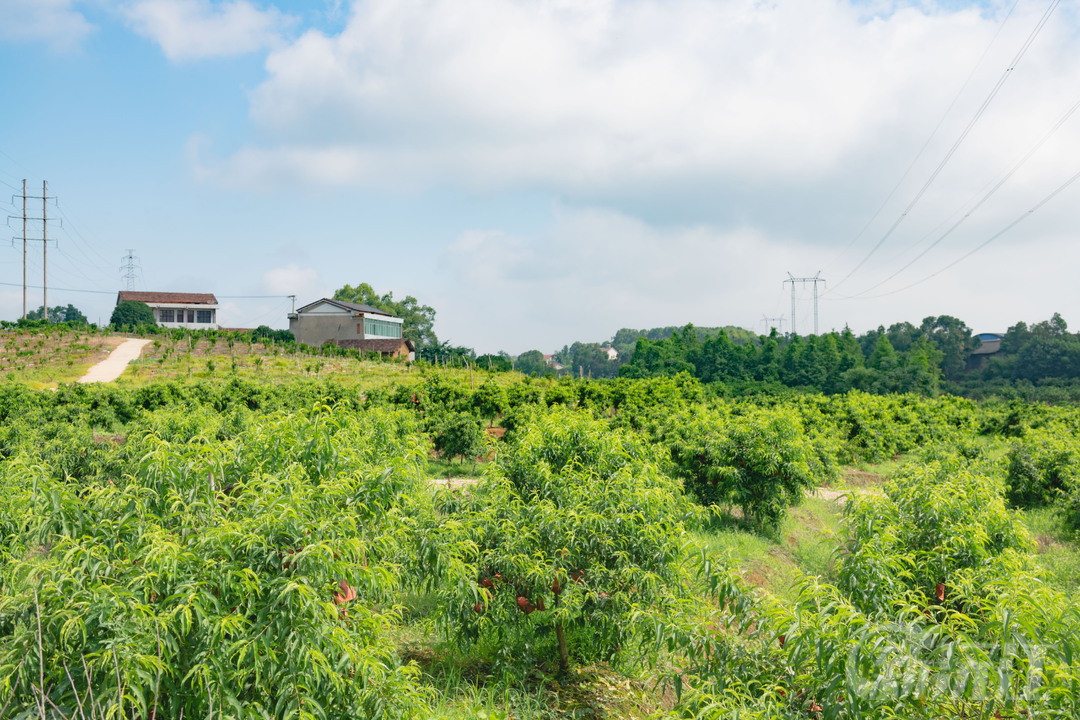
<box><xmin>432</xmin><ymin>411</ymin><xmax>486</xmax><ymax>469</ymax></box>
<box><xmin>475</xmin><ymin>353</ymin><xmax>512</xmax><ymax>372</ymax></box>
<box><xmin>333</xmin><ymin>282</ymin><xmax>438</xmax><ymax>350</ymax></box>
<box><xmin>515</xmin><ymin>350</ymin><xmax>549</xmax><ymax>376</ymax></box>
<box><xmin>919</xmin><ymin>315</ymin><xmax>975</xmax><ymax>380</ymax></box>
<box><xmin>837</xmin><ymin>327</ymin><xmax>863</xmax><ymax>373</ymax></box>
<box><xmin>26</xmin><ymin>304</ymin><xmax>88</xmax><ymax>325</ymax></box>
<box><xmin>868</xmin><ymin>335</ymin><xmax>899</xmax><ymax>371</ymax></box>
<box><xmin>885</xmin><ymin>321</ymin><xmax>919</xmax><ymax>353</ymax></box>
<box><xmin>110</xmin><ymin>301</ymin><xmax>155</xmax><ymax>328</ymax></box>
<box><xmin>425</xmin><ymin>340</ymin><xmax>475</xmax><ymax>366</ymax></box>
<box><xmin>251</xmin><ymin>325</ymin><xmax>294</xmax><ymax>343</ymax></box>
<box><xmin>566</xmin><ymin>342</ymin><xmax>619</xmax><ymax>378</ymax></box>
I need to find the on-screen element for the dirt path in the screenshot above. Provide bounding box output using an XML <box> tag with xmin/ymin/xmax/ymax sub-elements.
<box><xmin>77</xmin><ymin>338</ymin><xmax>152</xmax><ymax>383</ymax></box>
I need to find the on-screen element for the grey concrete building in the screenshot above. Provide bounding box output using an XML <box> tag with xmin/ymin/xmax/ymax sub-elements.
<box><xmin>288</xmin><ymin>298</ymin><xmax>415</xmax><ymax>359</ymax></box>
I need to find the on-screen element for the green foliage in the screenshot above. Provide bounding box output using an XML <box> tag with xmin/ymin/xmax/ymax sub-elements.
<box><xmin>418</xmin><ymin>407</ymin><xmax>693</xmax><ymax>677</ymax></box>
<box><xmin>26</xmin><ymin>303</ymin><xmax>88</xmax><ymax>325</ymax></box>
<box><xmin>431</xmin><ymin>410</ymin><xmax>486</xmax><ymax>466</ymax></box>
<box><xmin>0</xmin><ymin>406</ymin><xmax>430</xmax><ymax>718</ymax></box>
<box><xmin>251</xmin><ymin>324</ymin><xmax>294</xmax><ymax>343</ymax></box>
<box><xmin>839</xmin><ymin>450</ymin><xmax>1033</xmax><ymax>613</ymax></box>
<box><xmin>1005</xmin><ymin>424</ymin><xmax>1080</xmax><ymax>507</ymax></box>
<box><xmin>470</xmin><ymin>378</ymin><xmax>507</xmax><ymax>426</ymax></box>
<box><xmin>474</xmin><ymin>353</ymin><xmax>512</xmax><ymax>372</ymax></box>
<box><xmin>669</xmin><ymin>406</ymin><xmax>817</xmax><ymax>530</ymax></box>
<box><xmin>513</xmin><ymin>350</ymin><xmax>550</xmax><ymax>377</ymax></box>
<box><xmin>109</xmin><ymin>300</ymin><xmax>155</xmax><ymax>329</ymax></box>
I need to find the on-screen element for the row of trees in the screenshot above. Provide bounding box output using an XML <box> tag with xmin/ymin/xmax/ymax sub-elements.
<box><xmin>608</xmin><ymin>313</ymin><xmax>1080</xmax><ymax>395</ymax></box>
<box><xmin>616</xmin><ymin>315</ymin><xmax>976</xmax><ymax>394</ymax></box>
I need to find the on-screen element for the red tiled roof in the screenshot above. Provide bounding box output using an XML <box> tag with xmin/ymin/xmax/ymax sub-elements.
<box><xmin>117</xmin><ymin>291</ymin><xmax>218</xmax><ymax>305</ymax></box>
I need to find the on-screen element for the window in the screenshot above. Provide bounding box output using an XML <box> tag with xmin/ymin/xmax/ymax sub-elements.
<box><xmin>187</xmin><ymin>310</ymin><xmax>195</xmax><ymax>323</ymax></box>
<box><xmin>364</xmin><ymin>317</ymin><xmax>401</xmax><ymax>338</ymax></box>
<box><xmin>197</xmin><ymin>310</ymin><xmax>212</xmax><ymax>324</ymax></box>
<box><xmin>159</xmin><ymin>308</ymin><xmax>174</xmax><ymax>323</ymax></box>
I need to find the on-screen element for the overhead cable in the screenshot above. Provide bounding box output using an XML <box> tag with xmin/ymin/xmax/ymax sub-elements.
<box><xmin>827</xmin><ymin>0</ymin><xmax>1062</xmax><ymax>295</ymax></box>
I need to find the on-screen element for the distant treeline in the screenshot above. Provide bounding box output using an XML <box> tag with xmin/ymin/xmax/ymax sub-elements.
<box><xmin>614</xmin><ymin>313</ymin><xmax>1080</xmax><ymax>401</ymax></box>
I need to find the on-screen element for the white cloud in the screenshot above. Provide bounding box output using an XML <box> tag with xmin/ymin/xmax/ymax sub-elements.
<box><xmin>435</xmin><ymin>204</ymin><xmax>1080</xmax><ymax>355</ymax></box>
<box><xmin>436</xmin><ymin>205</ymin><xmax>812</xmax><ymax>353</ymax></box>
<box><xmin>0</xmin><ymin>0</ymin><xmax>94</xmax><ymax>49</ymax></box>
<box><xmin>124</xmin><ymin>0</ymin><xmax>295</xmax><ymax>60</ymax></box>
<box><xmin>261</xmin><ymin>262</ymin><xmax>322</xmax><ymax>298</ymax></box>
<box><xmin>208</xmin><ymin>0</ymin><xmax>1080</xmax><ymax>203</ymax></box>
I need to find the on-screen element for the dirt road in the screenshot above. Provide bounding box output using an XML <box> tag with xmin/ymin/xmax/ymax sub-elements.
<box><xmin>77</xmin><ymin>338</ymin><xmax>152</xmax><ymax>383</ymax></box>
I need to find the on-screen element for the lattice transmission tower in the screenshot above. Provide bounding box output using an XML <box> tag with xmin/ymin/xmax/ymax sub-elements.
<box><xmin>120</xmin><ymin>249</ymin><xmax>142</xmax><ymax>291</ymax></box>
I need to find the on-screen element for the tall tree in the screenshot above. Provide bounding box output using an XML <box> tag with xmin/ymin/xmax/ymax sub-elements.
<box><xmin>333</xmin><ymin>282</ymin><xmax>438</xmax><ymax>350</ymax></box>
<box><xmin>110</xmin><ymin>301</ymin><xmax>155</xmax><ymax>328</ymax></box>
<box><xmin>515</xmin><ymin>350</ymin><xmax>550</xmax><ymax>376</ymax></box>
<box><xmin>27</xmin><ymin>304</ymin><xmax>88</xmax><ymax>325</ymax></box>
<box><xmin>919</xmin><ymin>315</ymin><xmax>975</xmax><ymax>380</ymax></box>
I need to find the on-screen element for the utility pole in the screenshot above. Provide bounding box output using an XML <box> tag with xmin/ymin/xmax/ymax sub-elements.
<box><xmin>783</xmin><ymin>272</ymin><xmax>826</xmax><ymax>336</ymax></box>
<box><xmin>120</xmin><ymin>249</ymin><xmax>142</xmax><ymax>290</ymax></box>
<box><xmin>761</xmin><ymin>314</ymin><xmax>785</xmax><ymax>335</ymax></box>
<box><xmin>42</xmin><ymin>181</ymin><xmax>48</xmax><ymax>320</ymax></box>
<box><xmin>21</xmin><ymin>180</ymin><xmax>26</xmax><ymax>318</ymax></box>
<box><xmin>8</xmin><ymin>180</ymin><xmax>56</xmax><ymax>319</ymax></box>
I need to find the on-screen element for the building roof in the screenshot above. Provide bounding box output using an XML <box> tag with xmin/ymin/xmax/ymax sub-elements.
<box><xmin>971</xmin><ymin>332</ymin><xmax>1005</xmax><ymax>356</ymax></box>
<box><xmin>117</xmin><ymin>291</ymin><xmax>218</xmax><ymax>306</ymax></box>
<box><xmin>294</xmin><ymin>298</ymin><xmax>398</xmax><ymax>317</ymax></box>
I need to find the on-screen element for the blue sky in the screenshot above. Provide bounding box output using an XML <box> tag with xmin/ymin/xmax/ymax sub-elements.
<box><xmin>1</xmin><ymin>0</ymin><xmax>1078</xmax><ymax>354</ymax></box>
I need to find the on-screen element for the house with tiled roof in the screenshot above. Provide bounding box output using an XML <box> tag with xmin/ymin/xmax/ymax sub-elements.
<box><xmin>288</xmin><ymin>298</ymin><xmax>415</xmax><ymax>360</ymax></box>
<box><xmin>116</xmin><ymin>291</ymin><xmax>220</xmax><ymax>329</ymax></box>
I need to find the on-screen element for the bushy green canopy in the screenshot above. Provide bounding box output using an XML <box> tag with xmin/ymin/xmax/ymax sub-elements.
<box><xmin>110</xmin><ymin>300</ymin><xmax>155</xmax><ymax>328</ymax></box>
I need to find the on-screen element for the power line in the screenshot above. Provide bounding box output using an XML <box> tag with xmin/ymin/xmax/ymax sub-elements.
<box><xmin>55</xmin><ymin>203</ymin><xmax>114</xmax><ymax>269</ymax></box>
<box><xmin>826</xmin><ymin>0</ymin><xmax>1023</xmax><ymax>270</ymax></box>
<box><xmin>218</xmin><ymin>294</ymin><xmax>297</xmax><ymax>299</ymax></box>
<box><xmin>846</xmin><ymin>90</ymin><xmax>1080</xmax><ymax>298</ymax></box>
<box><xmin>840</xmin><ymin>163</ymin><xmax>1080</xmax><ymax>300</ymax></box>
<box><xmin>828</xmin><ymin>0</ymin><xmax>1062</xmax><ymax>295</ymax></box>
<box><xmin>0</xmin><ymin>281</ymin><xmax>114</xmax><ymax>295</ymax></box>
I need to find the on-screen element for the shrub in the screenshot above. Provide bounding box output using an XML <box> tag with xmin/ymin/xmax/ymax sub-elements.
<box><xmin>109</xmin><ymin>300</ymin><xmax>155</xmax><ymax>329</ymax></box>
<box><xmin>1005</xmin><ymin>424</ymin><xmax>1079</xmax><ymax>507</ymax></box>
<box><xmin>839</xmin><ymin>451</ymin><xmax>1032</xmax><ymax>613</ymax></box>
<box><xmin>419</xmin><ymin>407</ymin><xmax>694</xmax><ymax>677</ymax></box>
<box><xmin>430</xmin><ymin>409</ymin><xmax>486</xmax><ymax>467</ymax></box>
<box><xmin>669</xmin><ymin>406</ymin><xmax>817</xmax><ymax>530</ymax></box>
<box><xmin>0</xmin><ymin>407</ymin><xmax>430</xmax><ymax>718</ymax></box>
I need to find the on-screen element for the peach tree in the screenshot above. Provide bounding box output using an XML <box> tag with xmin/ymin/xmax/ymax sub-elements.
<box><xmin>668</xmin><ymin>405</ymin><xmax>818</xmax><ymax>531</ymax></box>
<box><xmin>417</xmin><ymin>406</ymin><xmax>696</xmax><ymax>676</ymax></box>
<box><xmin>0</xmin><ymin>405</ymin><xmax>430</xmax><ymax>719</ymax></box>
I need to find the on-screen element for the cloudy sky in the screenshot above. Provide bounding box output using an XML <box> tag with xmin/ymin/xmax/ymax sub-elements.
<box><xmin>1</xmin><ymin>0</ymin><xmax>1078</xmax><ymax>353</ymax></box>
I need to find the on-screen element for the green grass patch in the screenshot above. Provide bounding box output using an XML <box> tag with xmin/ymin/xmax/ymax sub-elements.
<box><xmin>690</xmin><ymin>495</ymin><xmax>843</xmax><ymax>602</ymax></box>
<box><xmin>1023</xmin><ymin>506</ymin><xmax>1080</xmax><ymax>597</ymax></box>
<box><xmin>425</xmin><ymin>456</ymin><xmax>488</xmax><ymax>480</ymax></box>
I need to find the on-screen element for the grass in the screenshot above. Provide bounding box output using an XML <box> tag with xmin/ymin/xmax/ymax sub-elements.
<box><xmin>1023</xmin><ymin>506</ymin><xmax>1080</xmax><ymax>596</ymax></box>
<box><xmin>124</xmin><ymin>337</ymin><xmax>422</xmax><ymax>389</ymax></box>
<box><xmin>690</xmin><ymin>495</ymin><xmax>843</xmax><ymax>603</ymax></box>
<box><xmin>396</xmin><ymin>590</ymin><xmax>666</xmax><ymax>720</ymax></box>
<box><xmin>0</xmin><ymin>329</ymin><xmax>124</xmax><ymax>388</ymax></box>
<box><xmin>426</xmin><ymin>456</ymin><xmax>487</xmax><ymax>480</ymax></box>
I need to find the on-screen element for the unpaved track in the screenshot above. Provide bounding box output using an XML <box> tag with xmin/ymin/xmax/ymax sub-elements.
<box><xmin>77</xmin><ymin>338</ymin><xmax>152</xmax><ymax>383</ymax></box>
